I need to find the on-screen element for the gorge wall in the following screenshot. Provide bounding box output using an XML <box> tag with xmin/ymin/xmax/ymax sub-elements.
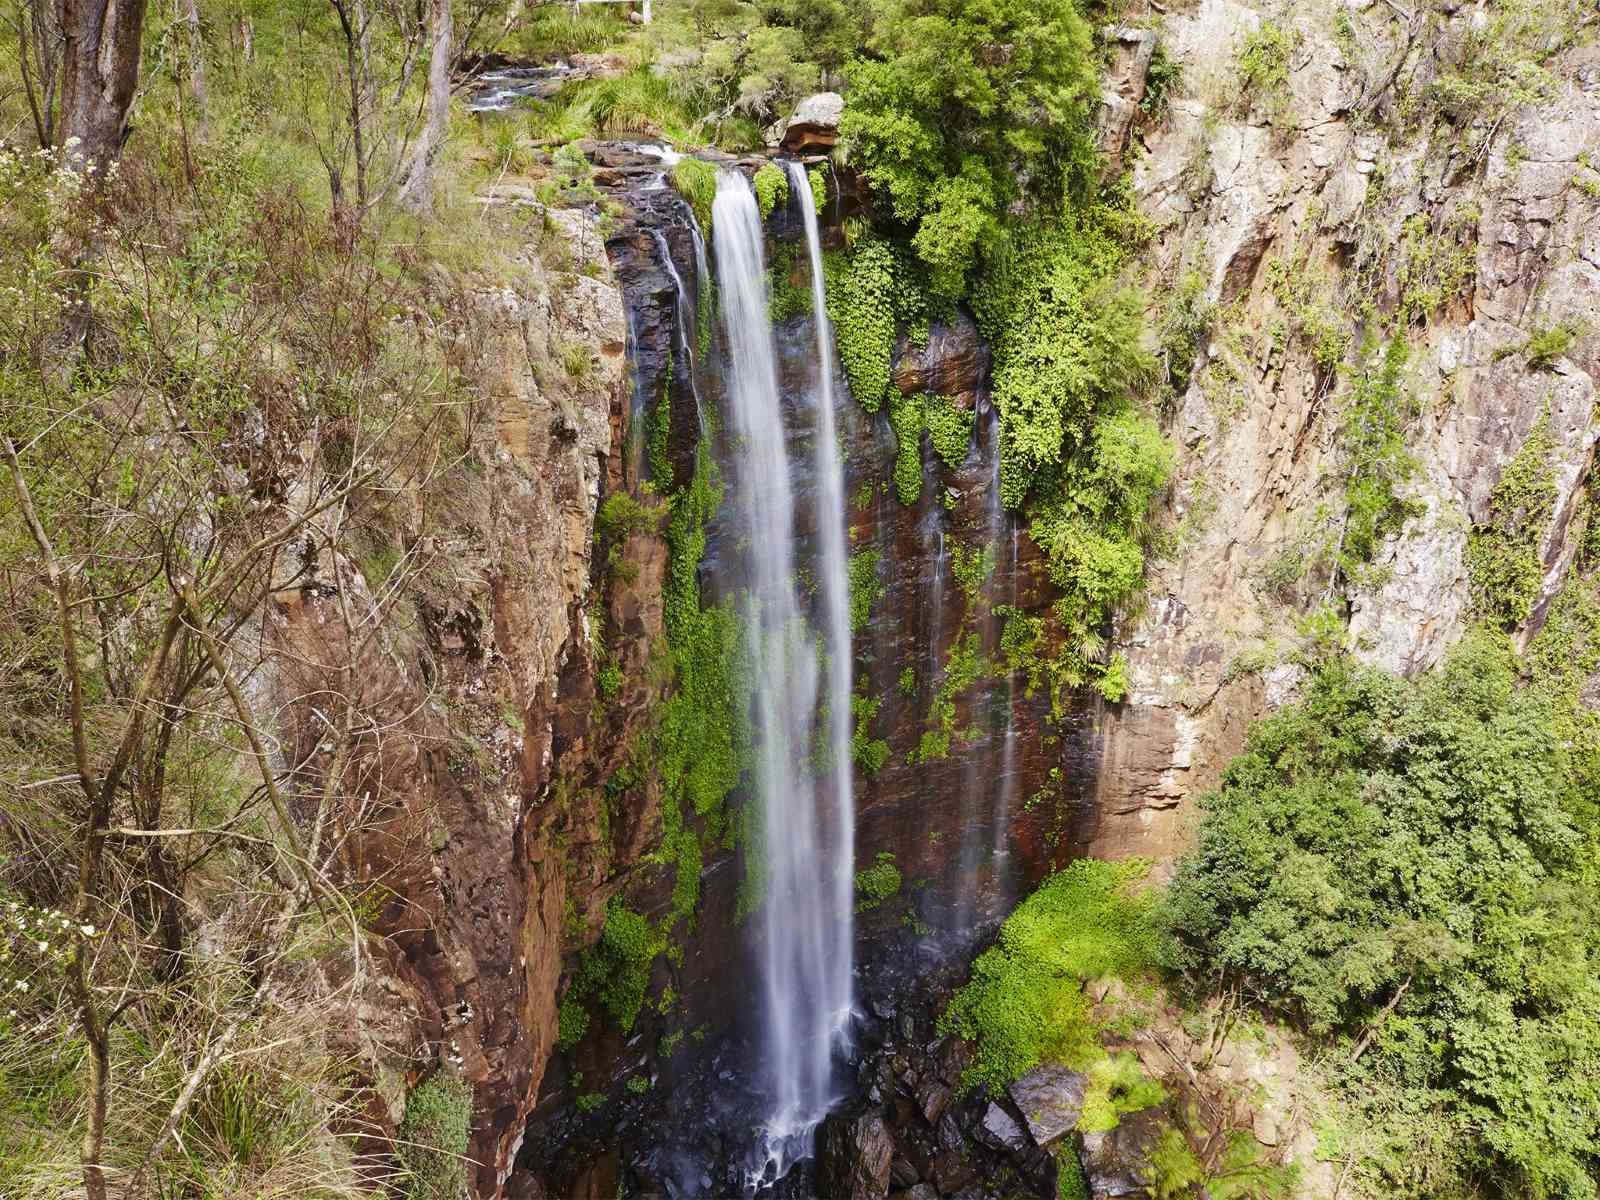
<box><xmin>267</xmin><ymin>2</ymin><xmax>1600</xmax><ymax>1196</ymax></box>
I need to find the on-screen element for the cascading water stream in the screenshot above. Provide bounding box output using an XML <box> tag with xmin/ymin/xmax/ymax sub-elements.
<box><xmin>787</xmin><ymin>161</ymin><xmax>856</xmax><ymax>1070</ymax></box>
<box><xmin>650</xmin><ymin>223</ymin><xmax>708</xmax><ymax>437</ymax></box>
<box><xmin>711</xmin><ymin>169</ymin><xmax>853</xmax><ymax>1184</ymax></box>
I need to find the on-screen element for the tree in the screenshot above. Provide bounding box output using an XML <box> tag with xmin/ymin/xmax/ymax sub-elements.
<box><xmin>1163</xmin><ymin>634</ymin><xmax>1600</xmax><ymax>1198</ymax></box>
<box><xmin>57</xmin><ymin>0</ymin><xmax>150</xmax><ymax>176</ymax></box>
<box><xmin>396</xmin><ymin>0</ymin><xmax>453</xmax><ymax>213</ymax></box>
<box><xmin>840</xmin><ymin>0</ymin><xmax>1099</xmax><ymax>294</ymax></box>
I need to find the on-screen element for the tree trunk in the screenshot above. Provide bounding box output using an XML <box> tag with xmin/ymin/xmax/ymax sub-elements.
<box><xmin>395</xmin><ymin>0</ymin><xmax>452</xmax><ymax>212</ymax></box>
<box><xmin>58</xmin><ymin>0</ymin><xmax>151</xmax><ymax>177</ymax></box>
<box><xmin>182</xmin><ymin>0</ymin><xmax>205</xmax><ymax>110</ymax></box>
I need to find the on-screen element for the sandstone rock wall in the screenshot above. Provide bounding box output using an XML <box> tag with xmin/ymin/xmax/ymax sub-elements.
<box><xmin>260</xmin><ymin>204</ymin><xmax>627</xmax><ymax>1196</ymax></box>
<box><xmin>1084</xmin><ymin>0</ymin><xmax>1600</xmax><ymax>864</ymax></box>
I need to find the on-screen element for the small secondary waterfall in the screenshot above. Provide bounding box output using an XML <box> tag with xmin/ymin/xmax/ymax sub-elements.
<box><xmin>712</xmin><ymin>169</ymin><xmax>853</xmax><ymax>1182</ymax></box>
<box><xmin>650</xmin><ymin>222</ymin><xmax>707</xmax><ymax>436</ymax></box>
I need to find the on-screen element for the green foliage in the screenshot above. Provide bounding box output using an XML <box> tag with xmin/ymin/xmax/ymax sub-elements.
<box><xmin>397</xmin><ymin>1075</ymin><xmax>472</xmax><ymax>1200</ymax></box>
<box><xmin>625</xmin><ymin>1074</ymin><xmax>650</xmax><ymax>1095</ymax></box>
<box><xmin>973</xmin><ymin>217</ymin><xmax>1159</xmax><ymax>508</ymax></box>
<box><xmin>848</xmin><ymin>548</ymin><xmax>886</xmax><ymax>633</ymax></box>
<box><xmin>1056</xmin><ymin>1149</ymin><xmax>1090</xmax><ymax>1200</ymax></box>
<box><xmin>753</xmin><ymin>162</ymin><xmax>789</xmax><ymax>220</ymax></box>
<box><xmin>573</xmin><ymin>900</ymin><xmax>666</xmax><ymax>1036</ymax></box>
<box><xmin>924</xmin><ymin>393</ymin><xmax>974</xmax><ymax>469</ymax></box>
<box><xmin>1337</xmin><ymin>337</ymin><xmax>1421</xmax><ymax>569</ymax></box>
<box><xmin>941</xmin><ymin>859</ymin><xmax>1159</xmax><ymax>1094</ymax></box>
<box><xmin>1157</xmin><ymin>268</ymin><xmax>1212</xmax><ymax>407</ymax></box>
<box><xmin>1145</xmin><ymin>1127</ymin><xmax>1297</xmax><ymax>1200</ymax></box>
<box><xmin>912</xmin><ymin>633</ymin><xmax>990</xmax><ymax>764</ymax></box>
<box><xmin>824</xmin><ymin>238</ymin><xmax>930</xmax><ymax>414</ymax></box>
<box><xmin>510</xmin><ymin>6</ymin><xmax>635</xmax><ymax>59</ymax></box>
<box><xmin>809</xmin><ymin>165</ymin><xmax>829</xmax><ymax>216</ymax></box>
<box><xmin>1094</xmin><ymin>652</ymin><xmax>1129</xmax><ymax>704</ymax></box>
<box><xmin>598</xmin><ymin>492</ymin><xmax>662</xmax><ymax>542</ymax></box>
<box><xmin>1235</xmin><ymin>21</ymin><xmax>1299</xmax><ymax>123</ymax></box>
<box><xmin>1265</xmin><ymin>253</ymin><xmax>1350</xmax><ymax>373</ymax></box>
<box><xmin>1426</xmin><ymin>0</ymin><xmax>1584</xmax><ymax>128</ymax></box>
<box><xmin>1078</xmin><ymin>1051</ymin><xmax>1166</xmax><ymax>1133</ymax></box>
<box><xmin>1500</xmin><ymin>319</ymin><xmax>1586</xmax><ymax>371</ymax></box>
<box><xmin>1393</xmin><ymin>212</ymin><xmax>1478</xmax><ymax>326</ymax></box>
<box><xmin>898</xmin><ymin>665</ymin><xmax>918</xmax><ymax>696</ymax></box>
<box><xmin>889</xmin><ymin>391</ymin><xmax>926</xmax><ymax>504</ymax></box>
<box><xmin>1466</xmin><ymin>416</ymin><xmax>1556</xmax><ymax>627</ymax></box>
<box><xmin>1164</xmin><ymin>634</ymin><xmax>1600</xmax><ymax>1199</ymax></box>
<box><xmin>655</xmin><ymin>444</ymin><xmax>748</xmax><ymax>926</ymax></box>
<box><xmin>840</xmin><ymin>0</ymin><xmax>1098</xmax><ymax>293</ymax></box>
<box><xmin>851</xmin><ymin>690</ymin><xmax>891</xmax><ymax>775</ymax></box>
<box><xmin>574</xmin><ymin>1092</ymin><xmax>605</xmax><ymax>1114</ymax></box>
<box><xmin>767</xmin><ymin>240</ymin><xmax>813</xmax><ymax>323</ymax></box>
<box><xmin>1141</xmin><ymin>43</ymin><xmax>1183</xmax><ymax>119</ymax></box>
<box><xmin>951</xmin><ymin>540</ymin><xmax>996</xmax><ymax>603</ymax></box>
<box><xmin>671</xmin><ymin>158</ymin><xmax>720</xmax><ymax>235</ymax></box>
<box><xmin>854</xmin><ymin>852</ymin><xmax>903</xmax><ymax>911</ymax></box>
<box><xmin>556</xmin><ymin>995</ymin><xmax>590</xmax><ymax>1053</ymax></box>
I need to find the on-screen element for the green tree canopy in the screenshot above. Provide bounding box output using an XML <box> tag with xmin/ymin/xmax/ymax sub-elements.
<box><xmin>1165</xmin><ymin>632</ymin><xmax>1600</xmax><ymax>1199</ymax></box>
<box><xmin>841</xmin><ymin>0</ymin><xmax>1100</xmax><ymax>294</ymax></box>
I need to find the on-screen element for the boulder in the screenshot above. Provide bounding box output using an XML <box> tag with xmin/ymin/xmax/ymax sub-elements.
<box><xmin>769</xmin><ymin>91</ymin><xmax>844</xmax><ymax>152</ymax></box>
<box><xmin>819</xmin><ymin>1108</ymin><xmax>896</xmax><ymax>1200</ymax></box>
<box><xmin>1080</xmin><ymin>1106</ymin><xmax>1169</xmax><ymax>1198</ymax></box>
<box><xmin>977</xmin><ymin>1103</ymin><xmax>1030</xmax><ymax>1156</ymax></box>
<box><xmin>1006</xmin><ymin>1065</ymin><xmax>1089</xmax><ymax>1148</ymax></box>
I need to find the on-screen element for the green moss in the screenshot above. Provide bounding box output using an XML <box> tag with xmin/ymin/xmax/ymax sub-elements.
<box><xmin>911</xmin><ymin>632</ymin><xmax>990</xmax><ymax>764</ymax></box>
<box><xmin>1466</xmin><ymin>415</ymin><xmax>1556</xmax><ymax>627</ymax></box>
<box><xmin>671</xmin><ymin>158</ymin><xmax>719</xmax><ymax>235</ymax></box>
<box><xmin>940</xmin><ymin>858</ymin><xmax>1158</xmax><ymax>1094</ymax></box>
<box><xmin>397</xmin><ymin>1075</ymin><xmax>472</xmax><ymax>1200</ymax></box>
<box><xmin>897</xmin><ymin>665</ymin><xmax>918</xmax><ymax>697</ymax></box>
<box><xmin>625</xmin><ymin>1074</ymin><xmax>650</xmax><ymax>1095</ymax></box>
<box><xmin>924</xmin><ymin>392</ymin><xmax>974</xmax><ymax>469</ymax></box>
<box><xmin>951</xmin><ymin>540</ymin><xmax>996</xmax><ymax>603</ymax></box>
<box><xmin>574</xmin><ymin>1092</ymin><xmax>605</xmax><ymax>1114</ymax></box>
<box><xmin>809</xmin><ymin>165</ymin><xmax>828</xmax><ymax>216</ymax></box>
<box><xmin>851</xmin><ymin>690</ymin><xmax>890</xmax><ymax>775</ymax></box>
<box><xmin>753</xmin><ymin>161</ymin><xmax>789</xmax><ymax>220</ymax></box>
<box><xmin>848</xmin><ymin>548</ymin><xmax>885</xmax><ymax>632</ymax></box>
<box><xmin>854</xmin><ymin>852</ymin><xmax>902</xmax><ymax>911</ymax></box>
<box><xmin>889</xmin><ymin>392</ymin><xmax>925</xmax><ymax>504</ymax></box>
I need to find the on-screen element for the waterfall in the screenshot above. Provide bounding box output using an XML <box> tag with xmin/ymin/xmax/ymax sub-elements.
<box><xmin>712</xmin><ymin>168</ymin><xmax>853</xmax><ymax>1182</ymax></box>
<box><xmin>651</xmin><ymin>222</ymin><xmax>707</xmax><ymax>437</ymax></box>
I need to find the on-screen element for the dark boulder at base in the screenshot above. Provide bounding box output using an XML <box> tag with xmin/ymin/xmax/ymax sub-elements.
<box><xmin>977</xmin><ymin>1103</ymin><xmax>1030</xmax><ymax>1156</ymax></box>
<box><xmin>1007</xmin><ymin>1065</ymin><xmax>1089</xmax><ymax>1149</ymax></box>
<box><xmin>1081</xmin><ymin>1106</ymin><xmax>1170</xmax><ymax>1198</ymax></box>
<box><xmin>819</xmin><ymin>1108</ymin><xmax>896</xmax><ymax>1200</ymax></box>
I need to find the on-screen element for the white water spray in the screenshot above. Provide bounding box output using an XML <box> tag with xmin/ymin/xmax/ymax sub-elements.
<box><xmin>712</xmin><ymin>169</ymin><xmax>853</xmax><ymax>1182</ymax></box>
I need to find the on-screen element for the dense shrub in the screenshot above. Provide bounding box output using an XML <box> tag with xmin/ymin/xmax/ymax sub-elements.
<box><xmin>1164</xmin><ymin>632</ymin><xmax>1600</xmax><ymax>1199</ymax></box>
<box><xmin>941</xmin><ymin>859</ymin><xmax>1159</xmax><ymax>1094</ymax></box>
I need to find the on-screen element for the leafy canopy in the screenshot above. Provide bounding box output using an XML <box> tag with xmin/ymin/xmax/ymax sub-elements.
<box><xmin>1164</xmin><ymin>631</ymin><xmax>1600</xmax><ymax>1200</ymax></box>
<box><xmin>841</xmin><ymin>0</ymin><xmax>1099</xmax><ymax>294</ymax></box>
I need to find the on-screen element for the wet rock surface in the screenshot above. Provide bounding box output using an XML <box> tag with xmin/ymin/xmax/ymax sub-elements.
<box><xmin>1007</xmin><ymin>1065</ymin><xmax>1089</xmax><ymax>1149</ymax></box>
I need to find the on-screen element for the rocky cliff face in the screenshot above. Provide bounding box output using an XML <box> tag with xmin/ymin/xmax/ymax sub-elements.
<box><xmin>1080</xmin><ymin>0</ymin><xmax>1600</xmax><ymax>866</ymax></box>
<box><xmin>259</xmin><ymin>203</ymin><xmax>628</xmax><ymax>1195</ymax></box>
